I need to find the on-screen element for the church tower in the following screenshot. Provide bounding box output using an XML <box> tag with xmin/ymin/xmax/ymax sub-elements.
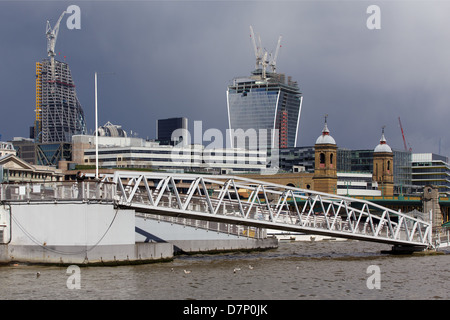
<box><xmin>313</xmin><ymin>116</ymin><xmax>337</xmax><ymax>194</ymax></box>
<box><xmin>373</xmin><ymin>127</ymin><xmax>394</xmax><ymax>197</ymax></box>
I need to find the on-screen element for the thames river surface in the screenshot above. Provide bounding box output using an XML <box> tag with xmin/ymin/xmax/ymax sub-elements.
<box><xmin>0</xmin><ymin>240</ymin><xmax>448</xmax><ymax>300</ymax></box>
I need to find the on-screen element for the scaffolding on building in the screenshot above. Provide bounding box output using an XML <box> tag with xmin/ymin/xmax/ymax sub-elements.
<box><xmin>280</xmin><ymin>110</ymin><xmax>288</xmax><ymax>148</ymax></box>
<box><xmin>35</xmin><ymin>58</ymin><xmax>86</xmax><ymax>144</ymax></box>
<box><xmin>33</xmin><ymin>11</ymin><xmax>87</xmax><ymax>166</ymax></box>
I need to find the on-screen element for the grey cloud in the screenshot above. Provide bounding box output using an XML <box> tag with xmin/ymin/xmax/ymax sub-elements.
<box><xmin>0</xmin><ymin>1</ymin><xmax>449</xmax><ymax>157</ymax></box>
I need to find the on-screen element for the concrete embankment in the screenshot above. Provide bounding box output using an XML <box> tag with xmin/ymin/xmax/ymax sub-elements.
<box><xmin>0</xmin><ymin>201</ymin><xmax>277</xmax><ymax>265</ymax></box>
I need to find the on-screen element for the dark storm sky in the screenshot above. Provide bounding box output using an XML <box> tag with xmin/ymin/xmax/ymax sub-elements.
<box><xmin>1</xmin><ymin>1</ymin><xmax>449</xmax><ymax>157</ymax></box>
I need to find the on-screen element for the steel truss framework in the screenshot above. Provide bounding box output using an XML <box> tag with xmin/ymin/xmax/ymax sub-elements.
<box><xmin>109</xmin><ymin>171</ymin><xmax>432</xmax><ymax>248</ymax></box>
<box><xmin>37</xmin><ymin>59</ymin><xmax>86</xmax><ymax>143</ymax></box>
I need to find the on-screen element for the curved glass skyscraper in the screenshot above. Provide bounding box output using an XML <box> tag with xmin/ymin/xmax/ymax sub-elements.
<box><xmin>227</xmin><ymin>69</ymin><xmax>302</xmax><ymax>150</ymax></box>
<box><xmin>35</xmin><ymin>58</ymin><xmax>86</xmax><ymax>143</ymax></box>
<box><xmin>34</xmin><ymin>58</ymin><xmax>87</xmax><ymax>166</ymax></box>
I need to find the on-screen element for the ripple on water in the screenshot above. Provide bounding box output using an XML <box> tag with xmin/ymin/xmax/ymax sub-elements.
<box><xmin>0</xmin><ymin>241</ymin><xmax>448</xmax><ymax>300</ymax></box>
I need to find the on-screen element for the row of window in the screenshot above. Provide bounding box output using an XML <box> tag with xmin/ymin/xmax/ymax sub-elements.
<box><xmin>88</xmin><ymin>157</ymin><xmax>267</xmax><ymax>166</ymax></box>
<box><xmin>412</xmin><ymin>175</ymin><xmax>450</xmax><ymax>182</ymax></box>
<box><xmin>2</xmin><ymin>169</ymin><xmax>58</xmax><ymax>181</ymax></box>
<box><xmin>85</xmin><ymin>149</ymin><xmax>263</xmax><ymax>157</ymax></box>
<box><xmin>337</xmin><ymin>185</ymin><xmax>376</xmax><ymax>190</ymax></box>
<box><xmin>412</xmin><ymin>168</ymin><xmax>450</xmax><ymax>173</ymax></box>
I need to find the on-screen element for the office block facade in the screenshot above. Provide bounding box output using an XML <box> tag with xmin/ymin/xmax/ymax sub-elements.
<box><xmin>227</xmin><ymin>70</ymin><xmax>302</xmax><ymax>150</ymax></box>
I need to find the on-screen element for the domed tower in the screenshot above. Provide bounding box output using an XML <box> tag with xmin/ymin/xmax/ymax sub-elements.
<box><xmin>313</xmin><ymin>115</ymin><xmax>337</xmax><ymax>194</ymax></box>
<box><xmin>373</xmin><ymin>126</ymin><xmax>394</xmax><ymax>196</ymax></box>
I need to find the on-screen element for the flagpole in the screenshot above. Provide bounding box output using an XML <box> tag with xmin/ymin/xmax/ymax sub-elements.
<box><xmin>95</xmin><ymin>71</ymin><xmax>98</xmax><ymax>179</ymax></box>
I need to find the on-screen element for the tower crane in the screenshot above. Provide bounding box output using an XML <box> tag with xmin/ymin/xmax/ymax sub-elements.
<box><xmin>249</xmin><ymin>26</ymin><xmax>282</xmax><ymax>78</ymax></box>
<box><xmin>269</xmin><ymin>35</ymin><xmax>282</xmax><ymax>73</ymax></box>
<box><xmin>398</xmin><ymin>117</ymin><xmax>412</xmax><ymax>152</ymax></box>
<box><xmin>46</xmin><ymin>10</ymin><xmax>66</xmax><ymax>79</ymax></box>
<box><xmin>249</xmin><ymin>26</ymin><xmax>263</xmax><ymax>70</ymax></box>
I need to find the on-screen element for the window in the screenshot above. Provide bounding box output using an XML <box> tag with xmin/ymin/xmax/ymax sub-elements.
<box><xmin>319</xmin><ymin>153</ymin><xmax>325</xmax><ymax>168</ymax></box>
<box><xmin>320</xmin><ymin>153</ymin><xmax>325</xmax><ymax>164</ymax></box>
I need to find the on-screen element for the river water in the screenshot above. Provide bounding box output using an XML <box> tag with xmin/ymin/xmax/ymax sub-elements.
<box><xmin>0</xmin><ymin>240</ymin><xmax>448</xmax><ymax>301</ymax></box>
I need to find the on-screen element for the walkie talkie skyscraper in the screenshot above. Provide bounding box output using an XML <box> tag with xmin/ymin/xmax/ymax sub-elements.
<box><xmin>227</xmin><ymin>26</ymin><xmax>302</xmax><ymax>150</ymax></box>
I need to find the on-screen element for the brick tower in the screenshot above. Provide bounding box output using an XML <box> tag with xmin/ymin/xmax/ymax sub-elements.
<box><xmin>373</xmin><ymin>127</ymin><xmax>394</xmax><ymax>196</ymax></box>
<box><xmin>313</xmin><ymin>116</ymin><xmax>337</xmax><ymax>194</ymax></box>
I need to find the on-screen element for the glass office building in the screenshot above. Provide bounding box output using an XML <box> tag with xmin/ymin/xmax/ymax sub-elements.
<box><xmin>412</xmin><ymin>153</ymin><xmax>450</xmax><ymax>196</ymax></box>
<box><xmin>156</xmin><ymin>117</ymin><xmax>188</xmax><ymax>146</ymax></box>
<box><xmin>337</xmin><ymin>148</ymin><xmax>414</xmax><ymax>196</ymax></box>
<box><xmin>279</xmin><ymin>146</ymin><xmax>315</xmax><ymax>173</ymax></box>
<box><xmin>227</xmin><ymin>69</ymin><xmax>302</xmax><ymax>150</ymax></box>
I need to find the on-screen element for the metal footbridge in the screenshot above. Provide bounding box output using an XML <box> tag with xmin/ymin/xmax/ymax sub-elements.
<box><xmin>0</xmin><ymin>171</ymin><xmax>435</xmax><ymax>249</ymax></box>
<box><xmin>109</xmin><ymin>171</ymin><xmax>433</xmax><ymax>249</ymax></box>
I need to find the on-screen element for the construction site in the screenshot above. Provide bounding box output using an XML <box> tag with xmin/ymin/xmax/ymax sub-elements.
<box><xmin>35</xmin><ymin>59</ymin><xmax>86</xmax><ymax>143</ymax></box>
<box><xmin>226</xmin><ymin>26</ymin><xmax>303</xmax><ymax>151</ymax></box>
<box><xmin>33</xmin><ymin>11</ymin><xmax>86</xmax><ymax>165</ymax></box>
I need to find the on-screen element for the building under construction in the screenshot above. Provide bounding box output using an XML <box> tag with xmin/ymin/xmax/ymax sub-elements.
<box><xmin>33</xmin><ymin>11</ymin><xmax>86</xmax><ymax>165</ymax></box>
<box><xmin>35</xmin><ymin>58</ymin><xmax>86</xmax><ymax>144</ymax></box>
<box><xmin>227</xmin><ymin>26</ymin><xmax>302</xmax><ymax>150</ymax></box>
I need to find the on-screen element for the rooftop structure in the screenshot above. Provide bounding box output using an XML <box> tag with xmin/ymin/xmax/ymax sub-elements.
<box><xmin>374</xmin><ymin>126</ymin><xmax>392</xmax><ymax>153</ymax></box>
<box><xmin>95</xmin><ymin>122</ymin><xmax>127</xmax><ymax>138</ymax></box>
<box><xmin>315</xmin><ymin>115</ymin><xmax>336</xmax><ymax>145</ymax></box>
<box><xmin>0</xmin><ymin>142</ymin><xmax>16</xmax><ymax>158</ymax></box>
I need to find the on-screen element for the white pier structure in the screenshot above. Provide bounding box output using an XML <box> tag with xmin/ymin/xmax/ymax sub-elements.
<box><xmin>108</xmin><ymin>172</ymin><xmax>433</xmax><ymax>249</ymax></box>
<box><xmin>0</xmin><ymin>171</ymin><xmax>437</xmax><ymax>250</ymax></box>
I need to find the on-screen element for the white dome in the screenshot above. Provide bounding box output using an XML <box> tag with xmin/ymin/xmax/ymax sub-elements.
<box><xmin>374</xmin><ymin>133</ymin><xmax>392</xmax><ymax>153</ymax></box>
<box><xmin>316</xmin><ymin>134</ymin><xmax>336</xmax><ymax>145</ymax></box>
<box><xmin>315</xmin><ymin>122</ymin><xmax>336</xmax><ymax>145</ymax></box>
<box><xmin>374</xmin><ymin>143</ymin><xmax>392</xmax><ymax>153</ymax></box>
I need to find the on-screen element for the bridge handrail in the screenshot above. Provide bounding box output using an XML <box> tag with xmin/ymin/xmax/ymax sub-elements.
<box><xmin>110</xmin><ymin>171</ymin><xmax>433</xmax><ymax>248</ymax></box>
<box><xmin>0</xmin><ymin>180</ymin><xmax>116</xmax><ymax>202</ymax></box>
<box><xmin>111</xmin><ymin>171</ymin><xmax>429</xmax><ymax>226</ymax></box>
<box><xmin>0</xmin><ymin>172</ymin><xmax>433</xmax><ymax>248</ymax></box>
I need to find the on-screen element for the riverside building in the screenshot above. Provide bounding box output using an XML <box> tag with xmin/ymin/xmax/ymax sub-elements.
<box><xmin>72</xmin><ymin>134</ymin><xmax>268</xmax><ymax>174</ymax></box>
<box><xmin>412</xmin><ymin>153</ymin><xmax>450</xmax><ymax>196</ymax></box>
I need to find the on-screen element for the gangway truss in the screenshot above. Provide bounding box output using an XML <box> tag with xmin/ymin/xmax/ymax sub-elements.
<box><xmin>109</xmin><ymin>172</ymin><xmax>432</xmax><ymax>249</ymax></box>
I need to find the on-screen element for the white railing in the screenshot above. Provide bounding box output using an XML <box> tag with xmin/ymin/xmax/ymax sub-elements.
<box><xmin>433</xmin><ymin>227</ymin><xmax>450</xmax><ymax>248</ymax></box>
<box><xmin>0</xmin><ymin>172</ymin><xmax>434</xmax><ymax>248</ymax></box>
<box><xmin>110</xmin><ymin>171</ymin><xmax>433</xmax><ymax>248</ymax></box>
<box><xmin>0</xmin><ymin>181</ymin><xmax>115</xmax><ymax>202</ymax></box>
<box><xmin>136</xmin><ymin>212</ymin><xmax>265</xmax><ymax>239</ymax></box>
